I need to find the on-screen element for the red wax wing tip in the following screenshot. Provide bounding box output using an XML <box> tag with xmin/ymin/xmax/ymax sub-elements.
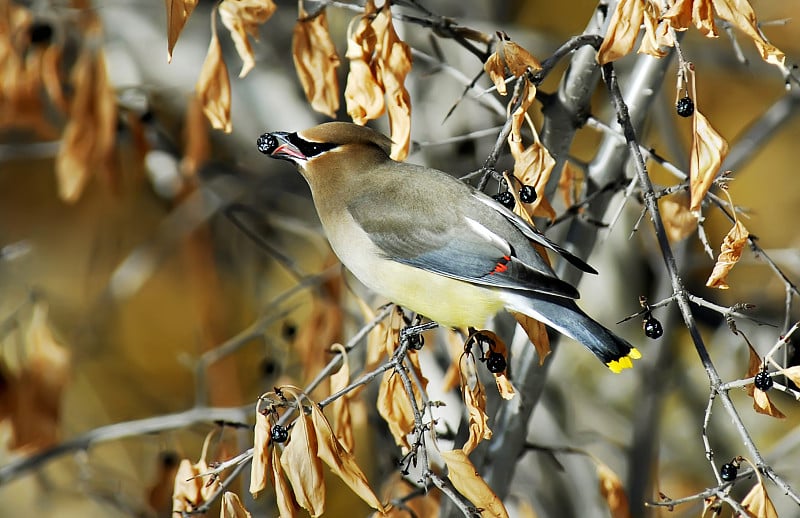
<box><xmin>490</xmin><ymin>255</ymin><xmax>511</xmax><ymax>275</ymax></box>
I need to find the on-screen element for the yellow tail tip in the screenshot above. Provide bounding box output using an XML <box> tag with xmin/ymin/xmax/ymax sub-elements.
<box><xmin>606</xmin><ymin>348</ymin><xmax>642</xmax><ymax>373</ymax></box>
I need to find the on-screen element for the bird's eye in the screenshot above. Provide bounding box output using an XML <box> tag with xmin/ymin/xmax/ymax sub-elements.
<box><xmin>294</xmin><ymin>137</ymin><xmax>337</xmax><ymax>158</ymax></box>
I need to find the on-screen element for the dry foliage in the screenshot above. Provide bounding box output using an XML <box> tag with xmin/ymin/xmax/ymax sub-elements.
<box><xmin>55</xmin><ymin>20</ymin><xmax>117</xmax><ymax>203</ymax></box>
<box><xmin>484</xmin><ymin>32</ymin><xmax>541</xmax><ymax>95</ymax></box>
<box><xmin>0</xmin><ymin>301</ymin><xmax>70</xmax><ymax>452</ymax></box>
<box><xmin>706</xmin><ymin>219</ymin><xmax>749</xmax><ymax>289</ymax></box>
<box><xmin>220</xmin><ymin>491</ymin><xmax>252</xmax><ymax>518</ymax></box>
<box><xmin>596</xmin><ymin>461</ymin><xmax>631</xmax><ymax>518</ymax></box>
<box><xmin>660</xmin><ymin>192</ymin><xmax>698</xmax><ymax>242</ymax></box>
<box><xmin>165</xmin><ymin>0</ymin><xmax>199</xmax><ymax>62</ymax></box>
<box><xmin>171</xmin><ymin>433</ymin><xmax>222</xmax><ymax>514</ymax></box>
<box><xmin>740</xmin><ymin>480</ymin><xmax>779</xmax><ymax>518</ymax></box>
<box><xmin>219</xmin><ymin>0</ymin><xmax>277</xmax><ymax>78</ymax></box>
<box><xmin>292</xmin><ymin>6</ymin><xmax>341</xmax><ymax>119</ymax></box>
<box><xmin>440</xmin><ymin>449</ymin><xmax>509</xmax><ymax>518</ymax></box>
<box><xmin>599</xmin><ymin>0</ymin><xmax>785</xmax><ymax>68</ymax></box>
<box><xmin>744</xmin><ymin>345</ymin><xmax>785</xmax><ymax>419</ymax></box>
<box><xmin>689</xmin><ymin>108</ymin><xmax>728</xmax><ymax>213</ymax></box>
<box><xmin>196</xmin><ymin>8</ymin><xmax>232</xmax><ymax>133</ymax></box>
<box><xmin>343</xmin><ymin>1</ymin><xmax>413</xmax><ymax>160</ymax></box>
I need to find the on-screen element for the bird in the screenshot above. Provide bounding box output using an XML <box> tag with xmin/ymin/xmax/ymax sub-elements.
<box><xmin>256</xmin><ymin>122</ymin><xmax>640</xmax><ymax>372</ymax></box>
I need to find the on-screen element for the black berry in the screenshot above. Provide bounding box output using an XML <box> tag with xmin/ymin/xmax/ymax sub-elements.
<box><xmin>754</xmin><ymin>370</ymin><xmax>773</xmax><ymax>391</ymax></box>
<box><xmin>519</xmin><ymin>185</ymin><xmax>537</xmax><ymax>203</ymax></box>
<box><xmin>408</xmin><ymin>333</ymin><xmax>424</xmax><ymax>350</ymax></box>
<box><xmin>29</xmin><ymin>21</ymin><xmax>54</xmax><ymax>45</ymax></box>
<box><xmin>493</xmin><ymin>191</ymin><xmax>515</xmax><ymax>210</ymax></box>
<box><xmin>643</xmin><ymin>315</ymin><xmax>663</xmax><ymax>339</ymax></box>
<box><xmin>271</xmin><ymin>424</ymin><xmax>289</xmax><ymax>443</ymax></box>
<box><xmin>485</xmin><ymin>352</ymin><xmax>507</xmax><ymax>374</ymax></box>
<box><xmin>720</xmin><ymin>462</ymin><xmax>738</xmax><ymax>482</ymax></box>
<box><xmin>676</xmin><ymin>96</ymin><xmax>694</xmax><ymax>117</ymax></box>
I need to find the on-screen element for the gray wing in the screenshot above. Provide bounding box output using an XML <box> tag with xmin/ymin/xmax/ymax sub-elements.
<box><xmin>347</xmin><ymin>171</ymin><xmax>582</xmax><ymax>299</ymax></box>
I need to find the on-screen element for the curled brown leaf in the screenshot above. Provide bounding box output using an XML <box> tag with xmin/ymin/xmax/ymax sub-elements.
<box><xmin>309</xmin><ymin>403</ymin><xmax>385</xmax><ymax>512</ymax></box>
<box><xmin>484</xmin><ymin>33</ymin><xmax>541</xmax><ymax>95</ymax></box>
<box><xmin>660</xmin><ymin>192</ymin><xmax>698</xmax><ymax>242</ymax></box>
<box><xmin>344</xmin><ymin>1</ymin><xmax>385</xmax><ymax>124</ymax></box>
<box><xmin>372</xmin><ymin>3</ymin><xmax>412</xmax><ymax>160</ymax></box>
<box><xmin>689</xmin><ymin>109</ymin><xmax>728</xmax><ymax>213</ymax></box>
<box><xmin>440</xmin><ymin>449</ymin><xmax>509</xmax><ymax>518</ymax></box>
<box><xmin>196</xmin><ymin>9</ymin><xmax>232</xmax><ymax>133</ymax></box>
<box><xmin>596</xmin><ymin>461</ymin><xmax>630</xmax><ymax>518</ymax></box>
<box><xmin>166</xmin><ymin>0</ymin><xmax>199</xmax><ymax>62</ymax></box>
<box><xmin>705</xmin><ymin>220</ymin><xmax>748</xmax><ymax>290</ymax></box>
<box><xmin>219</xmin><ymin>0</ymin><xmax>277</xmax><ymax>78</ymax></box>
<box><xmin>55</xmin><ymin>23</ymin><xmax>118</xmax><ymax>202</ymax></box>
<box><xmin>744</xmin><ymin>343</ymin><xmax>785</xmax><ymax>419</ymax></box>
<box><xmin>292</xmin><ymin>7</ymin><xmax>340</xmax><ymax>119</ymax></box>
<box><xmin>221</xmin><ymin>492</ymin><xmax>252</xmax><ymax>518</ymax></box>
<box><xmin>279</xmin><ymin>394</ymin><xmax>325</xmax><ymax>517</ymax></box>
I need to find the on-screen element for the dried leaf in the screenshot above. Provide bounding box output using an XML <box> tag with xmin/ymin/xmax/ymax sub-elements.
<box><xmin>508</xmin><ymin>81</ymin><xmax>537</xmax><ymax>152</ymax></box>
<box><xmin>476</xmin><ymin>329</ymin><xmax>515</xmax><ymax>399</ymax></box>
<box><xmin>660</xmin><ymin>192</ymin><xmax>698</xmax><ymax>242</ymax></box>
<box><xmin>219</xmin><ymin>0</ymin><xmax>277</xmax><ymax>78</ymax></box>
<box><xmin>740</xmin><ymin>480</ymin><xmax>779</xmax><ymax>518</ymax></box>
<box><xmin>171</xmin><ymin>433</ymin><xmax>222</xmax><ymax>513</ymax></box>
<box><xmin>0</xmin><ymin>302</ymin><xmax>71</xmax><ymax>452</ymax></box>
<box><xmin>249</xmin><ymin>406</ymin><xmax>271</xmax><ymax>497</ymax></box>
<box><xmin>328</xmin><ymin>344</ymin><xmax>354</xmax><ymax>452</ymax></box>
<box><xmin>440</xmin><ymin>449</ymin><xmax>509</xmax><ymax>518</ymax></box>
<box><xmin>459</xmin><ymin>356</ymin><xmax>492</xmax><ymax>455</ymax></box>
<box><xmin>344</xmin><ymin>1</ymin><xmax>385</xmax><ymax>124</ymax></box>
<box><xmin>484</xmin><ymin>34</ymin><xmax>541</xmax><ymax>95</ymax></box>
<box><xmin>270</xmin><ymin>442</ymin><xmax>300</xmax><ymax>517</ymax></box>
<box><xmin>752</xmin><ymin>388</ymin><xmax>785</xmax><ymax>419</ymax></box>
<box><xmin>166</xmin><ymin>0</ymin><xmax>199</xmax><ymax>62</ymax></box>
<box><xmin>638</xmin><ymin>1</ymin><xmax>672</xmax><ymax>57</ymax></box>
<box><xmin>221</xmin><ymin>492</ymin><xmax>252</xmax><ymax>518</ymax></box>
<box><xmin>662</xmin><ymin>0</ymin><xmax>694</xmax><ymax>31</ymax></box>
<box><xmin>689</xmin><ymin>109</ymin><xmax>728</xmax><ymax>212</ymax></box>
<box><xmin>379</xmin><ymin>476</ymin><xmax>441</xmax><ymax>517</ymax></box>
<box><xmin>55</xmin><ymin>29</ymin><xmax>118</xmax><ymax>202</ymax></box>
<box><xmin>280</xmin><ymin>398</ymin><xmax>325</xmax><ymax>517</ymax></box>
<box><xmin>705</xmin><ymin>220</ymin><xmax>749</xmax><ymax>289</ymax></box>
<box><xmin>309</xmin><ymin>403</ymin><xmax>386</xmax><ymax>512</ymax></box>
<box><xmin>558</xmin><ymin>160</ymin><xmax>583</xmax><ymax>208</ymax></box>
<box><xmin>781</xmin><ymin>366</ymin><xmax>800</xmax><ymax>387</ymax></box>
<box><xmin>376</xmin><ymin>370</ymin><xmax>415</xmax><ymax>450</ymax></box>
<box><xmin>597</xmin><ymin>0</ymin><xmax>645</xmax><ymax>64</ymax></box>
<box><xmin>292</xmin><ymin>7</ymin><xmax>340</xmax><ymax>119</ymax></box>
<box><xmin>512</xmin><ymin>311</ymin><xmax>551</xmax><ymax>367</ymax></box>
<box><xmin>372</xmin><ymin>4</ymin><xmax>412</xmax><ymax>160</ymax></box>
<box><xmin>596</xmin><ymin>461</ymin><xmax>631</xmax><ymax>518</ymax></box>
<box><xmin>744</xmin><ymin>344</ymin><xmax>785</xmax><ymax>419</ymax></box>
<box><xmin>712</xmin><ymin>0</ymin><xmax>785</xmax><ymax>66</ymax></box>
<box><xmin>196</xmin><ymin>9</ymin><xmax>232</xmax><ymax>133</ymax></box>
<box><xmin>510</xmin><ymin>140</ymin><xmax>557</xmax><ymax>221</ymax></box>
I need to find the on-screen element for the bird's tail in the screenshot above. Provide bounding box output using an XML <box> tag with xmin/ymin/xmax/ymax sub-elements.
<box><xmin>503</xmin><ymin>292</ymin><xmax>640</xmax><ymax>372</ymax></box>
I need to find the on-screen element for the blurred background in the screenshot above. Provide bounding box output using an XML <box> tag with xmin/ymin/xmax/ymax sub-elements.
<box><xmin>1</xmin><ymin>0</ymin><xmax>799</xmax><ymax>516</ymax></box>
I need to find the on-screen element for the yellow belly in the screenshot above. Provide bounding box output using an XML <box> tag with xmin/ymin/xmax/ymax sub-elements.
<box><xmin>354</xmin><ymin>258</ymin><xmax>506</xmax><ymax>328</ymax></box>
<box><xmin>320</xmin><ymin>207</ymin><xmax>507</xmax><ymax>327</ymax></box>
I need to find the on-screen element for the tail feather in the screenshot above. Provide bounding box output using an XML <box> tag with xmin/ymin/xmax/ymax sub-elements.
<box><xmin>503</xmin><ymin>292</ymin><xmax>640</xmax><ymax>372</ymax></box>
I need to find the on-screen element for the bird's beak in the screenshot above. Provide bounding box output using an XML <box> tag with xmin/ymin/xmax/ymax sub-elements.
<box><xmin>256</xmin><ymin>132</ymin><xmax>307</xmax><ymax>162</ymax></box>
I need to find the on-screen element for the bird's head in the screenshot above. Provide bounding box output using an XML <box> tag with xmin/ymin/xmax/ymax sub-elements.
<box><xmin>257</xmin><ymin>122</ymin><xmax>394</xmax><ymax>172</ymax></box>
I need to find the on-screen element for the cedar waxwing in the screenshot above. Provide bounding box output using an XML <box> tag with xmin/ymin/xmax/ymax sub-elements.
<box><xmin>257</xmin><ymin>122</ymin><xmax>640</xmax><ymax>372</ymax></box>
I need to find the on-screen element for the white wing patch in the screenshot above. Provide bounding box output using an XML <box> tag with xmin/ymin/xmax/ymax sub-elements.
<box><xmin>464</xmin><ymin>216</ymin><xmax>512</xmax><ymax>256</ymax></box>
